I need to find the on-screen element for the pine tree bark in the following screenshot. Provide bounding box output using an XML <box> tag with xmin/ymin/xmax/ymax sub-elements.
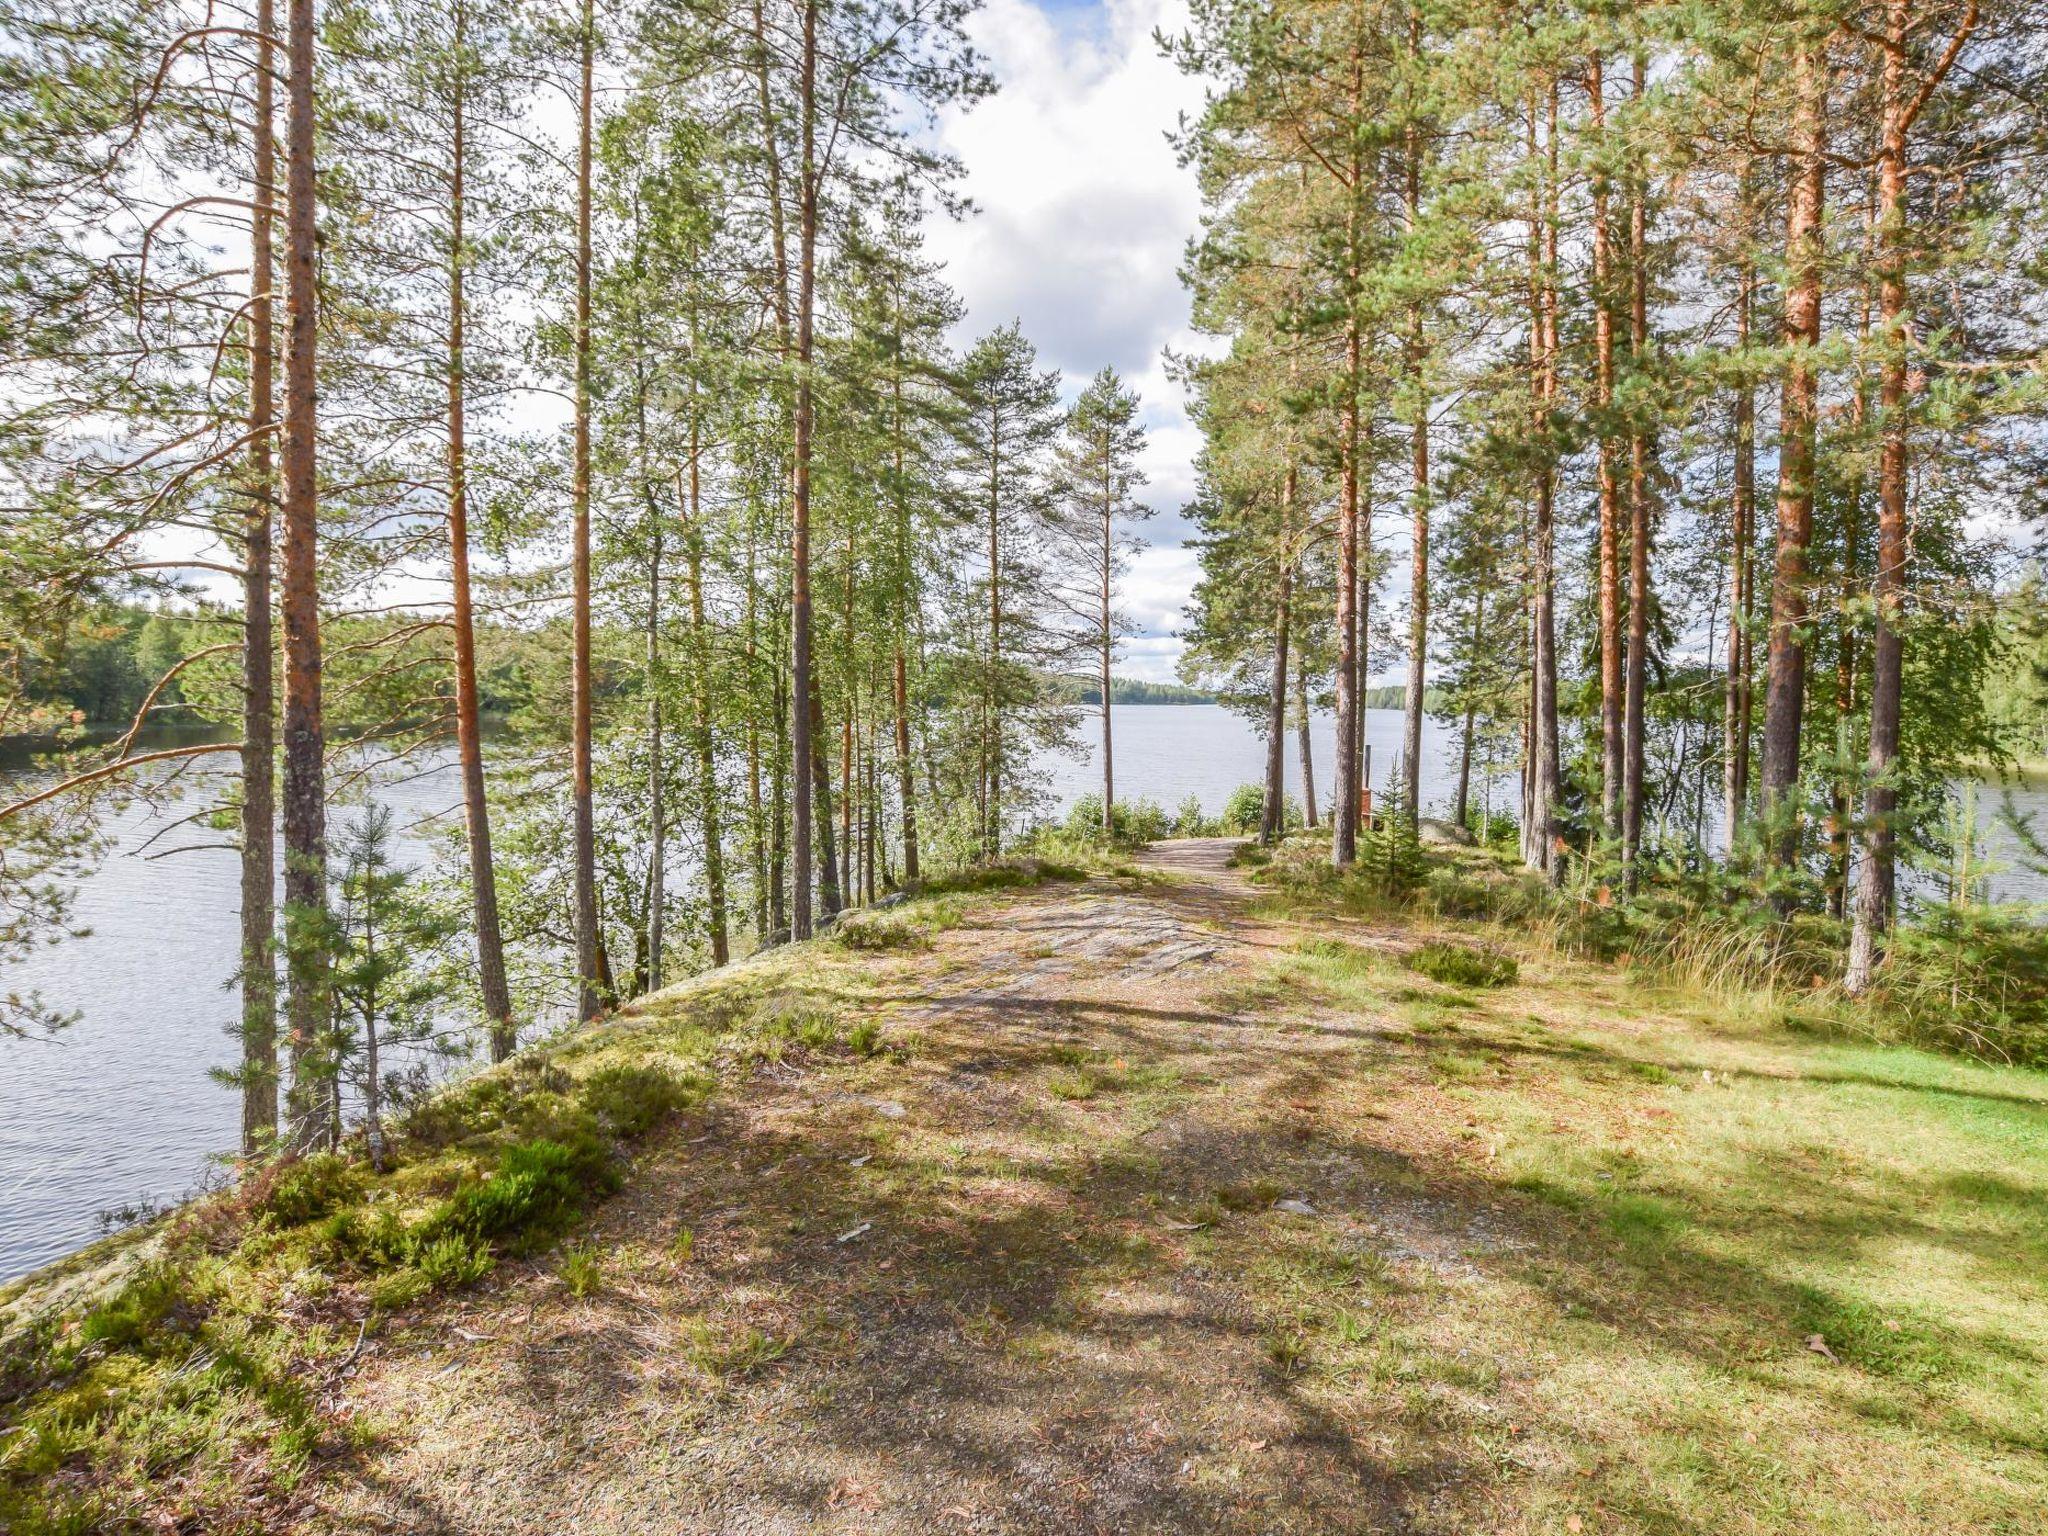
<box><xmin>1724</xmin><ymin>249</ymin><xmax>1756</xmax><ymax>844</ymax></box>
<box><xmin>1296</xmin><ymin>653</ymin><xmax>1317</xmax><ymax>828</ymax></box>
<box><xmin>1621</xmin><ymin>54</ymin><xmax>1652</xmax><ymax>877</ymax></box>
<box><xmin>1759</xmin><ymin>35</ymin><xmax>1829</xmax><ymax>884</ymax></box>
<box><xmin>1526</xmin><ymin>82</ymin><xmax>1564</xmax><ymax>884</ymax></box>
<box><xmin>790</xmin><ymin>0</ymin><xmax>820</xmax><ymax>935</ymax></box>
<box><xmin>1262</xmin><ymin>521</ymin><xmax>1294</xmax><ymax>846</ymax></box>
<box><xmin>447</xmin><ymin>18</ymin><xmax>516</xmax><ymax>1056</ymax></box>
<box><xmin>1589</xmin><ymin>52</ymin><xmax>1623</xmax><ymax>849</ymax></box>
<box><xmin>893</xmin><ymin>649</ymin><xmax>917</xmax><ymax>882</ymax></box>
<box><xmin>685</xmin><ymin>444</ymin><xmax>728</xmax><ymax>966</ymax></box>
<box><xmin>810</xmin><ymin>672</ymin><xmax>841</xmax><ymax>916</ymax></box>
<box><xmin>890</xmin><ymin>335</ymin><xmax>920</xmax><ymax>883</ymax></box>
<box><xmin>985</xmin><ymin>412</ymin><xmax>1004</xmax><ymax>859</ymax></box>
<box><xmin>1402</xmin><ymin>387</ymin><xmax>1427</xmax><ymax>824</ymax></box>
<box><xmin>239</xmin><ymin>0</ymin><xmax>278</xmax><ymax>1153</ymax></box>
<box><xmin>748</xmin><ymin>0</ymin><xmax>794</xmax><ymax>939</ymax></box>
<box><xmin>279</xmin><ymin>0</ymin><xmax>329</xmax><ymax>1153</ymax></box>
<box><xmin>1848</xmin><ymin>0</ymin><xmax>1978</xmax><ymax>989</ymax></box>
<box><xmin>1332</xmin><ymin>43</ymin><xmax>1365</xmax><ymax>869</ymax></box>
<box><xmin>1099</xmin><ymin>448</ymin><xmax>1115</xmax><ymax>833</ymax></box>
<box><xmin>646</xmin><ymin>522</ymin><xmax>665</xmax><ymax>987</ymax></box>
<box><xmin>569</xmin><ymin>0</ymin><xmax>599</xmax><ymax>1015</ymax></box>
<box><xmin>1399</xmin><ymin>14</ymin><xmax>1427</xmax><ymax>827</ymax></box>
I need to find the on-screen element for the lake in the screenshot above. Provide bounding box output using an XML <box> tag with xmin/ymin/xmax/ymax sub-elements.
<box><xmin>2</xmin><ymin>704</ymin><xmax>2042</xmax><ymax>1282</ymax></box>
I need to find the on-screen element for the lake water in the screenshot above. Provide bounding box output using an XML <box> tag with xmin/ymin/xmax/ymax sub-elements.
<box><xmin>2</xmin><ymin>704</ymin><xmax>2042</xmax><ymax>1282</ymax></box>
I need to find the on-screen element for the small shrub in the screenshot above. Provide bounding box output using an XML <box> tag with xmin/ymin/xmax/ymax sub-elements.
<box><xmin>1221</xmin><ymin>782</ymin><xmax>1267</xmax><ymax>835</ymax></box>
<box><xmin>76</xmin><ymin>1265</ymin><xmax>193</xmax><ymax>1355</ymax></box>
<box><xmin>558</xmin><ymin>1241</ymin><xmax>603</xmax><ymax>1298</ymax></box>
<box><xmin>580</xmin><ymin>1063</ymin><xmax>699</xmax><ymax>1138</ymax></box>
<box><xmin>417</xmin><ymin>1136</ymin><xmax>616</xmax><ymax>1257</ymax></box>
<box><xmin>1408</xmin><ymin>941</ymin><xmax>1518</xmax><ymax>989</ymax></box>
<box><xmin>833</xmin><ymin>910</ymin><xmax>930</xmax><ymax>952</ymax></box>
<box><xmin>369</xmin><ymin>1267</ymin><xmax>433</xmax><ymax>1311</ymax></box>
<box><xmin>254</xmin><ymin>1154</ymin><xmax>363</xmax><ymax>1228</ymax></box>
<box><xmin>412</xmin><ymin>1231</ymin><xmax>493</xmax><ymax>1290</ymax></box>
<box><xmin>683</xmin><ymin>1318</ymin><xmax>789</xmax><ymax>1378</ymax></box>
<box><xmin>1062</xmin><ymin>795</ymin><xmax>1170</xmax><ymax>847</ymax></box>
<box><xmin>1174</xmin><ymin>794</ymin><xmax>1212</xmax><ymax>836</ymax></box>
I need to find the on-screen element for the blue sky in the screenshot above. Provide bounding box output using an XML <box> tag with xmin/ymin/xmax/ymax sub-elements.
<box><xmin>925</xmin><ymin>0</ymin><xmax>1211</xmax><ymax>682</ymax></box>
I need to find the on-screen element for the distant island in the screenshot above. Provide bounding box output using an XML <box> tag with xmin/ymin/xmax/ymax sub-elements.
<box><xmin>1061</xmin><ymin>676</ymin><xmax>1216</xmax><ymax>705</ymax></box>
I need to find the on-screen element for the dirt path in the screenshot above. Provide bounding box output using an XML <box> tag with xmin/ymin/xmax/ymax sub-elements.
<box><xmin>298</xmin><ymin>844</ymin><xmax>1536</xmax><ymax>1533</ymax></box>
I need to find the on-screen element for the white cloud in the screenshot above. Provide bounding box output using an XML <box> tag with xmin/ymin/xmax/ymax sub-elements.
<box><xmin>1115</xmin><ymin>543</ymin><xmax>1201</xmax><ymax>681</ymax></box>
<box><xmin>929</xmin><ymin>0</ymin><xmax>1210</xmax><ymax>680</ymax></box>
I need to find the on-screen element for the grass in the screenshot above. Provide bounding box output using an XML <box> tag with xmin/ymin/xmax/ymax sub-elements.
<box><xmin>9</xmin><ymin>847</ymin><xmax>2048</xmax><ymax>1532</ymax></box>
<box><xmin>1407</xmin><ymin>939</ymin><xmax>1518</xmax><ymax>989</ymax></box>
<box><xmin>1229</xmin><ymin>852</ymin><xmax>2048</xmax><ymax>1531</ymax></box>
<box><xmin>0</xmin><ymin>873</ymin><xmax>963</xmax><ymax>1536</ymax></box>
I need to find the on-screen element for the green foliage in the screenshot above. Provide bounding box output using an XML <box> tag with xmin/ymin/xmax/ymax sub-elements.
<box><xmin>557</xmin><ymin>1241</ymin><xmax>603</xmax><ymax>1298</ymax></box>
<box><xmin>579</xmin><ymin>1063</ymin><xmax>702</xmax><ymax>1138</ymax></box>
<box><xmin>832</xmin><ymin>910</ymin><xmax>931</xmax><ymax>952</ymax></box>
<box><xmin>424</xmin><ymin>1137</ymin><xmax>618</xmax><ymax>1255</ymax></box>
<box><xmin>1221</xmin><ymin>782</ymin><xmax>1266</xmax><ymax>834</ymax></box>
<box><xmin>1845</xmin><ymin>908</ymin><xmax>2048</xmax><ymax>1067</ymax></box>
<box><xmin>1356</xmin><ymin>803</ymin><xmax>1427</xmax><ymax>898</ymax></box>
<box><xmin>1407</xmin><ymin>942</ymin><xmax>1519</xmax><ymax>990</ymax></box>
<box><xmin>1061</xmin><ymin>794</ymin><xmax>1170</xmax><ymax>847</ymax></box>
<box><xmin>252</xmin><ymin>1155</ymin><xmax>364</xmax><ymax>1229</ymax></box>
<box><xmin>75</xmin><ymin>1264</ymin><xmax>196</xmax><ymax>1356</ymax></box>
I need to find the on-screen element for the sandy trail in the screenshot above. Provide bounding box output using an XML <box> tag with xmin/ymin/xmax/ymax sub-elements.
<box><xmin>302</xmin><ymin>840</ymin><xmax>1486</xmax><ymax>1536</ymax></box>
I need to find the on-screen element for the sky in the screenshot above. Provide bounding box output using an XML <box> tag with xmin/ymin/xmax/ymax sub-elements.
<box><xmin>923</xmin><ymin>0</ymin><xmax>1213</xmax><ymax>684</ymax></box>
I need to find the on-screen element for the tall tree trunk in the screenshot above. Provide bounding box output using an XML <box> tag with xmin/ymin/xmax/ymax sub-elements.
<box><xmin>790</xmin><ymin>0</ymin><xmax>819</xmax><ymax>936</ymax></box>
<box><xmin>1832</xmin><ymin>314</ymin><xmax>1868</xmax><ymax>919</ymax></box>
<box><xmin>569</xmin><ymin>0</ymin><xmax>599</xmax><ymax>1015</ymax></box>
<box><xmin>986</xmin><ymin>413</ymin><xmax>1003</xmax><ymax>859</ymax></box>
<box><xmin>1526</xmin><ymin>82</ymin><xmax>1564</xmax><ymax>883</ymax></box>
<box><xmin>1849</xmin><ymin>0</ymin><xmax>1977</xmax><ymax>989</ymax></box>
<box><xmin>239</xmin><ymin>0</ymin><xmax>278</xmax><ymax>1155</ymax></box>
<box><xmin>685</xmin><ymin>449</ymin><xmax>728</xmax><ymax>966</ymax></box>
<box><xmin>1399</xmin><ymin>12</ymin><xmax>1427</xmax><ymax>827</ymax></box>
<box><xmin>893</xmin><ymin>650</ymin><xmax>918</xmax><ymax>881</ymax></box>
<box><xmin>1759</xmin><ymin>34</ymin><xmax>1829</xmax><ymax>885</ymax></box>
<box><xmin>1402</xmin><ymin>382</ymin><xmax>1427</xmax><ymax>824</ymax></box>
<box><xmin>748</xmin><ymin>0</ymin><xmax>794</xmax><ymax>942</ymax></box>
<box><xmin>646</xmin><ymin>525</ymin><xmax>665</xmax><ymax>987</ymax></box>
<box><xmin>840</xmin><ymin>673</ymin><xmax>854</xmax><ymax>901</ymax></box>
<box><xmin>1454</xmin><ymin>584</ymin><xmax>1483</xmax><ymax>830</ymax></box>
<box><xmin>745</xmin><ymin>530</ymin><xmax>769</xmax><ymax>937</ymax></box>
<box><xmin>1589</xmin><ymin>52</ymin><xmax>1623</xmax><ymax>848</ymax></box>
<box><xmin>1621</xmin><ymin>53</ymin><xmax>1653</xmax><ymax>877</ymax></box>
<box><xmin>810</xmin><ymin>671</ymin><xmax>841</xmax><ymax>916</ymax></box>
<box><xmin>447</xmin><ymin>19</ymin><xmax>516</xmax><ymax>1056</ymax></box>
<box><xmin>1724</xmin><ymin>247</ymin><xmax>1756</xmax><ymax>846</ymax></box>
<box><xmin>890</xmin><ymin>336</ymin><xmax>920</xmax><ymax>883</ymax></box>
<box><xmin>1262</xmin><ymin>537</ymin><xmax>1293</xmax><ymax>846</ymax></box>
<box><xmin>1296</xmin><ymin>652</ymin><xmax>1317</xmax><ymax>828</ymax></box>
<box><xmin>1332</xmin><ymin>44</ymin><xmax>1365</xmax><ymax>870</ymax></box>
<box><xmin>770</xmin><ymin>626</ymin><xmax>789</xmax><ymax>938</ymax></box>
<box><xmin>279</xmin><ymin>0</ymin><xmax>329</xmax><ymax>1153</ymax></box>
<box><xmin>1099</xmin><ymin>465</ymin><xmax>1114</xmax><ymax>833</ymax></box>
